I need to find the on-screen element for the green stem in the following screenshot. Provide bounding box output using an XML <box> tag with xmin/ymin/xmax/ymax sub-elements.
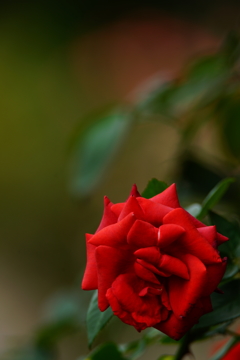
<box><xmin>174</xmin><ymin>333</ymin><xmax>192</xmax><ymax>360</ymax></box>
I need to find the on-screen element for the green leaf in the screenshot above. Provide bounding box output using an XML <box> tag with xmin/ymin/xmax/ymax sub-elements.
<box><xmin>87</xmin><ymin>291</ymin><xmax>113</xmax><ymax>348</ymax></box>
<box><xmin>195</xmin><ymin>279</ymin><xmax>240</xmax><ymax>329</ymax></box>
<box><xmin>69</xmin><ymin>111</ymin><xmax>131</xmax><ymax>198</ymax></box>
<box><xmin>209</xmin><ymin>211</ymin><xmax>240</xmax><ymax>259</ymax></box>
<box><xmin>157</xmin><ymin>356</ymin><xmax>174</xmax><ymax>360</ymax></box>
<box><xmin>142</xmin><ymin>179</ymin><xmax>168</xmax><ymax>199</ymax></box>
<box><xmin>197</xmin><ymin>178</ymin><xmax>235</xmax><ymax>220</ymax></box>
<box><xmin>88</xmin><ymin>343</ymin><xmax>127</xmax><ymax>360</ymax></box>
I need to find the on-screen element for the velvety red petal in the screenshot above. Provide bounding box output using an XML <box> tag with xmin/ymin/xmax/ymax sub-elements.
<box><xmin>89</xmin><ymin>213</ymin><xmax>136</xmax><ymax>247</ymax></box>
<box><xmin>197</xmin><ymin>226</ymin><xmax>217</xmax><ymax>248</ymax></box>
<box><xmin>106</xmin><ymin>288</ymin><xmax>139</xmax><ymax>328</ymax></box>
<box><xmin>108</xmin><ymin>273</ymin><xmax>164</xmax><ymax>329</ymax></box>
<box><xmin>150</xmin><ymin>184</ymin><xmax>180</xmax><ymax>208</ymax></box>
<box><xmin>111</xmin><ymin>202</ymin><xmax>125</xmax><ymax>217</ymax></box>
<box><xmin>159</xmin><ymin>254</ymin><xmax>189</xmax><ymax>280</ymax></box>
<box><xmin>81</xmin><ymin>234</ymin><xmax>98</xmax><ymax>290</ymax></box>
<box><xmin>216</xmin><ymin>233</ymin><xmax>229</xmax><ymax>245</ymax></box>
<box><xmin>127</xmin><ymin>220</ymin><xmax>158</xmax><ymax>248</ymax></box>
<box><xmin>138</xmin><ymin>286</ymin><xmax>163</xmax><ymax>296</ymax></box>
<box><xmin>137</xmin><ymin>197</ymin><xmax>173</xmax><ymax>226</ymax></box>
<box><xmin>134</xmin><ymin>246</ymin><xmax>161</xmax><ymax>266</ymax></box>
<box><xmin>202</xmin><ymin>258</ymin><xmax>227</xmax><ymax>296</ymax></box>
<box><xmin>168</xmin><ymin>253</ymin><xmax>207</xmax><ymax>318</ymax></box>
<box><xmin>163</xmin><ymin>208</ymin><xmax>221</xmax><ymax>264</ymax></box>
<box><xmin>96</xmin><ymin>196</ymin><xmax>118</xmax><ymax>233</ymax></box>
<box><xmin>155</xmin><ymin>296</ymin><xmax>212</xmax><ymax>340</ymax></box>
<box><xmin>95</xmin><ymin>245</ymin><xmax>133</xmax><ymax>311</ymax></box>
<box><xmin>136</xmin><ymin>259</ymin><xmax>171</xmax><ymax>277</ymax></box>
<box><xmin>129</xmin><ymin>184</ymin><xmax>141</xmax><ymax>198</ymax></box>
<box><xmin>134</xmin><ymin>261</ymin><xmax>160</xmax><ymax>284</ymax></box>
<box><xmin>158</xmin><ymin>224</ymin><xmax>185</xmax><ymax>248</ymax></box>
<box><xmin>118</xmin><ymin>195</ymin><xmax>145</xmax><ymax>221</ymax></box>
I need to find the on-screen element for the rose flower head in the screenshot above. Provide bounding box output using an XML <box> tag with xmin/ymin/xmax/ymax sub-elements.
<box><xmin>82</xmin><ymin>184</ymin><xmax>228</xmax><ymax>340</ymax></box>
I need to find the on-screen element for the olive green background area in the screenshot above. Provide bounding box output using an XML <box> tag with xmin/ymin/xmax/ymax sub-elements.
<box><xmin>0</xmin><ymin>2</ymin><xmax>240</xmax><ymax>359</ymax></box>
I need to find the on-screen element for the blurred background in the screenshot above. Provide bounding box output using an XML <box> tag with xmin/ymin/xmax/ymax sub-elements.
<box><xmin>1</xmin><ymin>1</ymin><xmax>240</xmax><ymax>359</ymax></box>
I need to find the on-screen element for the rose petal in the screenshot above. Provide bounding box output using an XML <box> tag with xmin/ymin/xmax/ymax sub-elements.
<box><xmin>155</xmin><ymin>296</ymin><xmax>212</xmax><ymax>340</ymax></box>
<box><xmin>127</xmin><ymin>219</ymin><xmax>158</xmax><ymax>248</ymax></box>
<box><xmin>158</xmin><ymin>224</ymin><xmax>185</xmax><ymax>248</ymax></box>
<box><xmin>136</xmin><ymin>259</ymin><xmax>171</xmax><ymax>277</ymax></box>
<box><xmin>216</xmin><ymin>232</ymin><xmax>229</xmax><ymax>245</ymax></box>
<box><xmin>197</xmin><ymin>226</ymin><xmax>217</xmax><ymax>248</ymax></box>
<box><xmin>159</xmin><ymin>254</ymin><xmax>189</xmax><ymax>280</ymax></box>
<box><xmin>163</xmin><ymin>208</ymin><xmax>222</xmax><ymax>264</ymax></box>
<box><xmin>118</xmin><ymin>196</ymin><xmax>145</xmax><ymax>222</ymax></box>
<box><xmin>134</xmin><ymin>261</ymin><xmax>160</xmax><ymax>284</ymax></box>
<box><xmin>107</xmin><ymin>273</ymin><xmax>164</xmax><ymax>330</ymax></box>
<box><xmin>81</xmin><ymin>234</ymin><xmax>98</xmax><ymax>290</ymax></box>
<box><xmin>95</xmin><ymin>245</ymin><xmax>133</xmax><ymax>311</ymax></box>
<box><xmin>134</xmin><ymin>246</ymin><xmax>161</xmax><ymax>266</ymax></box>
<box><xmin>96</xmin><ymin>196</ymin><xmax>118</xmax><ymax>233</ymax></box>
<box><xmin>150</xmin><ymin>183</ymin><xmax>180</xmax><ymax>208</ymax></box>
<box><xmin>111</xmin><ymin>203</ymin><xmax>125</xmax><ymax>217</ymax></box>
<box><xmin>168</xmin><ymin>253</ymin><xmax>207</xmax><ymax>317</ymax></box>
<box><xmin>137</xmin><ymin>197</ymin><xmax>173</xmax><ymax>226</ymax></box>
<box><xmin>129</xmin><ymin>184</ymin><xmax>141</xmax><ymax>198</ymax></box>
<box><xmin>202</xmin><ymin>257</ymin><xmax>227</xmax><ymax>296</ymax></box>
<box><xmin>89</xmin><ymin>213</ymin><xmax>136</xmax><ymax>247</ymax></box>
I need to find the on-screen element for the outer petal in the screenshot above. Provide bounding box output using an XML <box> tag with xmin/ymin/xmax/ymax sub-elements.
<box><xmin>96</xmin><ymin>196</ymin><xmax>117</xmax><ymax>233</ymax></box>
<box><xmin>163</xmin><ymin>208</ymin><xmax>221</xmax><ymax>264</ymax></box>
<box><xmin>81</xmin><ymin>234</ymin><xmax>98</xmax><ymax>290</ymax></box>
<box><xmin>129</xmin><ymin>184</ymin><xmax>141</xmax><ymax>197</ymax></box>
<box><xmin>155</xmin><ymin>296</ymin><xmax>212</xmax><ymax>340</ymax></box>
<box><xmin>197</xmin><ymin>226</ymin><xmax>217</xmax><ymax>248</ymax></box>
<box><xmin>168</xmin><ymin>254</ymin><xmax>207</xmax><ymax>318</ymax></box>
<box><xmin>137</xmin><ymin>197</ymin><xmax>173</xmax><ymax>226</ymax></box>
<box><xmin>89</xmin><ymin>213</ymin><xmax>136</xmax><ymax>247</ymax></box>
<box><xmin>150</xmin><ymin>184</ymin><xmax>180</xmax><ymax>208</ymax></box>
<box><xmin>95</xmin><ymin>245</ymin><xmax>133</xmax><ymax>311</ymax></box>
<box><xmin>202</xmin><ymin>257</ymin><xmax>227</xmax><ymax>296</ymax></box>
<box><xmin>127</xmin><ymin>220</ymin><xmax>158</xmax><ymax>248</ymax></box>
<box><xmin>118</xmin><ymin>196</ymin><xmax>144</xmax><ymax>221</ymax></box>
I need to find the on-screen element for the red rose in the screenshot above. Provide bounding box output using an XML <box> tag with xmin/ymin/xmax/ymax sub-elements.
<box><xmin>82</xmin><ymin>184</ymin><xmax>228</xmax><ymax>340</ymax></box>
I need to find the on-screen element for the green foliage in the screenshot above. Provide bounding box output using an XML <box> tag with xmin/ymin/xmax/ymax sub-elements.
<box><xmin>87</xmin><ymin>291</ymin><xmax>113</xmax><ymax>348</ymax></box>
<box><xmin>195</xmin><ymin>279</ymin><xmax>240</xmax><ymax>330</ymax></box>
<box><xmin>197</xmin><ymin>178</ymin><xmax>235</xmax><ymax>220</ymax></box>
<box><xmin>84</xmin><ymin>343</ymin><xmax>127</xmax><ymax>360</ymax></box>
<box><xmin>142</xmin><ymin>178</ymin><xmax>168</xmax><ymax>198</ymax></box>
<box><xmin>69</xmin><ymin>111</ymin><xmax>131</xmax><ymax>197</ymax></box>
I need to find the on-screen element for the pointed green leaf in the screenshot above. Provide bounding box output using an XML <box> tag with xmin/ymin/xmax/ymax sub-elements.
<box><xmin>87</xmin><ymin>291</ymin><xmax>113</xmax><ymax>348</ymax></box>
<box><xmin>197</xmin><ymin>178</ymin><xmax>235</xmax><ymax>220</ymax></box>
<box><xmin>142</xmin><ymin>179</ymin><xmax>168</xmax><ymax>199</ymax></box>
<box><xmin>195</xmin><ymin>279</ymin><xmax>240</xmax><ymax>330</ymax></box>
<box><xmin>69</xmin><ymin>112</ymin><xmax>131</xmax><ymax>198</ymax></box>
